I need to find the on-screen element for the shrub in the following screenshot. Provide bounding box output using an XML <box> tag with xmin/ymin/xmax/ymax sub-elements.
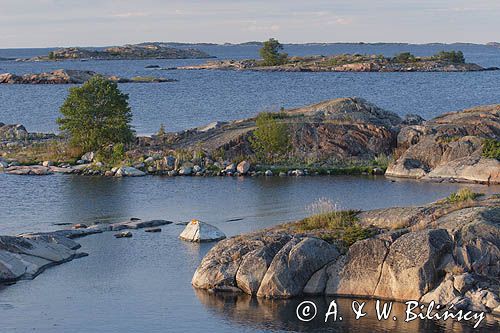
<box><xmin>295</xmin><ymin>209</ymin><xmax>360</xmax><ymax>232</ymax></box>
<box><xmin>433</xmin><ymin>50</ymin><xmax>465</xmax><ymax>64</ymax></box>
<box><xmin>342</xmin><ymin>225</ymin><xmax>374</xmax><ymax>247</ymax></box>
<box><xmin>249</xmin><ymin>111</ymin><xmax>291</xmax><ymax>163</ymax></box>
<box><xmin>57</xmin><ymin>75</ymin><xmax>135</xmax><ymax>152</ymax></box>
<box><xmin>446</xmin><ymin>188</ymin><xmax>480</xmax><ymax>203</ymax></box>
<box><xmin>392</xmin><ymin>52</ymin><xmax>416</xmax><ymax>63</ymax></box>
<box><xmin>482</xmin><ymin>138</ymin><xmax>500</xmax><ymax>160</ymax></box>
<box><xmin>259</xmin><ymin>38</ymin><xmax>288</xmax><ymax>66</ymax></box>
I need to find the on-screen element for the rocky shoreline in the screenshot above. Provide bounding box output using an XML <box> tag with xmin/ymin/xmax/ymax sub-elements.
<box><xmin>1</xmin><ymin>98</ymin><xmax>498</xmax><ymax>184</ymax></box>
<box><xmin>176</xmin><ymin>54</ymin><xmax>498</xmax><ymax>72</ymax></box>
<box><xmin>0</xmin><ymin>218</ymin><xmax>173</xmax><ymax>285</ymax></box>
<box><xmin>191</xmin><ymin>194</ymin><xmax>500</xmax><ymax>316</ymax></box>
<box><xmin>0</xmin><ymin>69</ymin><xmax>176</xmax><ymax>84</ymax></box>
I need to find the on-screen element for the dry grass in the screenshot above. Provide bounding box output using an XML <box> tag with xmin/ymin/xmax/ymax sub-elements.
<box><xmin>3</xmin><ymin>140</ymin><xmax>82</xmax><ymax>164</ymax></box>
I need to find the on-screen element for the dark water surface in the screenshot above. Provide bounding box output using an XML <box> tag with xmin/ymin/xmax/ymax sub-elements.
<box><xmin>0</xmin><ymin>174</ymin><xmax>499</xmax><ymax>332</ymax></box>
<box><xmin>1</xmin><ymin>43</ymin><xmax>500</xmax><ymax>134</ymax></box>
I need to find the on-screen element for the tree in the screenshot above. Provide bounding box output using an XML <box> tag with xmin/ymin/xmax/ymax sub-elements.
<box><xmin>392</xmin><ymin>52</ymin><xmax>416</xmax><ymax>63</ymax></box>
<box><xmin>57</xmin><ymin>75</ymin><xmax>135</xmax><ymax>152</ymax></box>
<box><xmin>249</xmin><ymin>112</ymin><xmax>291</xmax><ymax>163</ymax></box>
<box><xmin>433</xmin><ymin>50</ymin><xmax>465</xmax><ymax>64</ymax></box>
<box><xmin>259</xmin><ymin>38</ymin><xmax>288</xmax><ymax>66</ymax></box>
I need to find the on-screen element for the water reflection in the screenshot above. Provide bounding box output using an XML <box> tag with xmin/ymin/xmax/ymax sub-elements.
<box><xmin>194</xmin><ymin>290</ymin><xmax>500</xmax><ymax>332</ymax></box>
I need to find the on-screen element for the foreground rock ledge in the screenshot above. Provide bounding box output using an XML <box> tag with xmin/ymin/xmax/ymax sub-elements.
<box><xmin>0</xmin><ymin>218</ymin><xmax>172</xmax><ymax>286</ymax></box>
<box><xmin>192</xmin><ymin>195</ymin><xmax>500</xmax><ymax>315</ymax></box>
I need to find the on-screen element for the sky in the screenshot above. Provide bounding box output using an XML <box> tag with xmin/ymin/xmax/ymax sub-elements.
<box><xmin>0</xmin><ymin>0</ymin><xmax>499</xmax><ymax>48</ymax></box>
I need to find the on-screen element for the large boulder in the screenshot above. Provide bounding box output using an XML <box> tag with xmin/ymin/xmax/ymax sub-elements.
<box><xmin>179</xmin><ymin>220</ymin><xmax>226</xmax><ymax>243</ymax></box>
<box><xmin>115</xmin><ymin>166</ymin><xmax>146</xmax><ymax>177</ymax></box>
<box><xmin>326</xmin><ymin>238</ymin><xmax>388</xmax><ymax>296</ymax></box>
<box><xmin>256</xmin><ymin>237</ymin><xmax>339</xmax><ymax>298</ymax></box>
<box><xmin>373</xmin><ymin>229</ymin><xmax>452</xmax><ymax>300</ymax></box>
<box><xmin>192</xmin><ymin>235</ymin><xmax>266</xmax><ymax>290</ymax></box>
<box><xmin>235</xmin><ymin>234</ymin><xmax>291</xmax><ymax>295</ymax></box>
<box><xmin>387</xmin><ymin>105</ymin><xmax>500</xmax><ymax>184</ymax></box>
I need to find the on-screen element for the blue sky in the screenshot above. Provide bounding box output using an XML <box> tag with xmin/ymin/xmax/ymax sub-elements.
<box><xmin>0</xmin><ymin>0</ymin><xmax>499</xmax><ymax>47</ymax></box>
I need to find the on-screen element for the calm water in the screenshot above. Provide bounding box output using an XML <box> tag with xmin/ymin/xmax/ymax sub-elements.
<box><xmin>0</xmin><ymin>173</ymin><xmax>499</xmax><ymax>332</ymax></box>
<box><xmin>1</xmin><ymin>43</ymin><xmax>500</xmax><ymax>332</ymax></box>
<box><xmin>0</xmin><ymin>43</ymin><xmax>500</xmax><ymax>134</ymax></box>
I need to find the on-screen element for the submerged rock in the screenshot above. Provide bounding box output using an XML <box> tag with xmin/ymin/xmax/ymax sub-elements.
<box><xmin>179</xmin><ymin>220</ymin><xmax>226</xmax><ymax>242</ymax></box>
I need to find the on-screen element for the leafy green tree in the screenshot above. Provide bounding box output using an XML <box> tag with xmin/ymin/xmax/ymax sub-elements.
<box><xmin>392</xmin><ymin>52</ymin><xmax>416</xmax><ymax>63</ymax></box>
<box><xmin>57</xmin><ymin>75</ymin><xmax>135</xmax><ymax>152</ymax></box>
<box><xmin>259</xmin><ymin>38</ymin><xmax>288</xmax><ymax>66</ymax></box>
<box><xmin>433</xmin><ymin>50</ymin><xmax>465</xmax><ymax>64</ymax></box>
<box><xmin>250</xmin><ymin>112</ymin><xmax>291</xmax><ymax>163</ymax></box>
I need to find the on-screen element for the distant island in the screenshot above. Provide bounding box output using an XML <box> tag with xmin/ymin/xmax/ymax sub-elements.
<box><xmin>0</xmin><ymin>69</ymin><xmax>175</xmax><ymax>84</ymax></box>
<box><xmin>20</xmin><ymin>42</ymin><xmax>214</xmax><ymax>61</ymax></box>
<box><xmin>177</xmin><ymin>51</ymin><xmax>497</xmax><ymax>72</ymax></box>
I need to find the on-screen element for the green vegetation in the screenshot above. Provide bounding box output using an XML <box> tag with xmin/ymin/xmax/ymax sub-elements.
<box><xmin>259</xmin><ymin>38</ymin><xmax>288</xmax><ymax>66</ymax></box>
<box><xmin>445</xmin><ymin>188</ymin><xmax>481</xmax><ymax>203</ymax></box>
<box><xmin>294</xmin><ymin>209</ymin><xmax>373</xmax><ymax>247</ymax></box>
<box><xmin>482</xmin><ymin>138</ymin><xmax>500</xmax><ymax>160</ymax></box>
<box><xmin>57</xmin><ymin>75</ymin><xmax>135</xmax><ymax>153</ymax></box>
<box><xmin>432</xmin><ymin>50</ymin><xmax>465</xmax><ymax>64</ymax></box>
<box><xmin>392</xmin><ymin>52</ymin><xmax>416</xmax><ymax>63</ymax></box>
<box><xmin>295</xmin><ymin>210</ymin><xmax>359</xmax><ymax>231</ymax></box>
<box><xmin>48</xmin><ymin>51</ymin><xmax>56</xmax><ymax>60</ymax></box>
<box><xmin>157</xmin><ymin>123</ymin><xmax>166</xmax><ymax>136</ymax></box>
<box><xmin>250</xmin><ymin>112</ymin><xmax>291</xmax><ymax>163</ymax></box>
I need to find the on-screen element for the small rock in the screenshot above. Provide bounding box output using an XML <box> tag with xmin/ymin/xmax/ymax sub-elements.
<box><xmin>236</xmin><ymin>161</ymin><xmax>251</xmax><ymax>174</ymax></box>
<box><xmin>373</xmin><ymin>167</ymin><xmax>384</xmax><ymax>175</ymax></box>
<box><xmin>193</xmin><ymin>165</ymin><xmax>202</xmax><ymax>173</ymax></box>
<box><xmin>265</xmin><ymin>170</ymin><xmax>273</xmax><ymax>176</ymax></box>
<box><xmin>42</xmin><ymin>161</ymin><xmax>53</xmax><ymax>167</ymax></box>
<box><xmin>224</xmin><ymin>163</ymin><xmax>236</xmax><ymax>173</ymax></box>
<box><xmin>145</xmin><ymin>228</ymin><xmax>162</xmax><ymax>233</ymax></box>
<box><xmin>114</xmin><ymin>231</ymin><xmax>132</xmax><ymax>238</ymax></box>
<box><xmin>144</xmin><ymin>156</ymin><xmax>155</xmax><ymax>164</ymax></box>
<box><xmin>165</xmin><ymin>156</ymin><xmax>176</xmax><ymax>168</ymax></box>
<box><xmin>179</xmin><ymin>219</ymin><xmax>226</xmax><ymax>242</ymax></box>
<box><xmin>72</xmin><ymin>224</ymin><xmax>88</xmax><ymax>229</ymax></box>
<box><xmin>81</xmin><ymin>152</ymin><xmax>95</xmax><ymax>163</ymax></box>
<box><xmin>178</xmin><ymin>166</ymin><xmax>192</xmax><ymax>175</ymax></box>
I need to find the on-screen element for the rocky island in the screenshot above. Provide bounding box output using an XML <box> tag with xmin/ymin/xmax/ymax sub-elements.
<box><xmin>192</xmin><ymin>192</ymin><xmax>500</xmax><ymax>316</ymax></box>
<box><xmin>176</xmin><ymin>52</ymin><xmax>498</xmax><ymax>72</ymax></box>
<box><xmin>21</xmin><ymin>42</ymin><xmax>214</xmax><ymax>61</ymax></box>
<box><xmin>0</xmin><ymin>69</ymin><xmax>175</xmax><ymax>84</ymax></box>
<box><xmin>1</xmin><ymin>98</ymin><xmax>499</xmax><ymax>183</ymax></box>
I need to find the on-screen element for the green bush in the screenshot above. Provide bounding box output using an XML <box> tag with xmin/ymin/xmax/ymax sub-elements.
<box><xmin>57</xmin><ymin>75</ymin><xmax>135</xmax><ymax>152</ymax></box>
<box><xmin>295</xmin><ymin>210</ymin><xmax>360</xmax><ymax>232</ymax></box>
<box><xmin>342</xmin><ymin>225</ymin><xmax>374</xmax><ymax>247</ymax></box>
<box><xmin>446</xmin><ymin>188</ymin><xmax>480</xmax><ymax>203</ymax></box>
<box><xmin>392</xmin><ymin>52</ymin><xmax>416</xmax><ymax>63</ymax></box>
<box><xmin>249</xmin><ymin>112</ymin><xmax>291</xmax><ymax>163</ymax></box>
<box><xmin>433</xmin><ymin>50</ymin><xmax>465</xmax><ymax>64</ymax></box>
<box><xmin>482</xmin><ymin>138</ymin><xmax>500</xmax><ymax>160</ymax></box>
<box><xmin>259</xmin><ymin>38</ymin><xmax>288</xmax><ymax>66</ymax></box>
